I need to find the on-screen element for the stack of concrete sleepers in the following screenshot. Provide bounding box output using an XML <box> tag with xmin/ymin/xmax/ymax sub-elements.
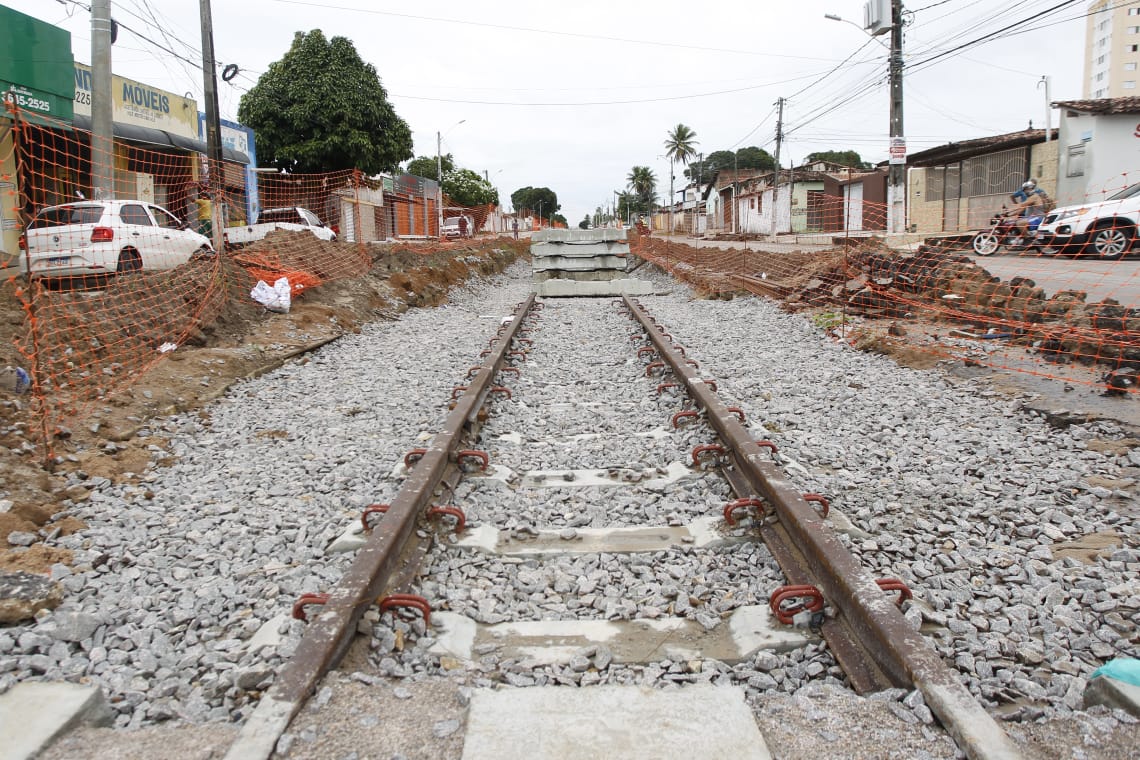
<box><xmin>531</xmin><ymin>228</ymin><xmax>653</xmax><ymax>297</ymax></box>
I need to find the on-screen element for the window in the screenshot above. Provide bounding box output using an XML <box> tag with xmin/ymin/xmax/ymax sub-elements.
<box><xmin>961</xmin><ymin>148</ymin><xmax>1026</xmax><ymax>199</ymax></box>
<box><xmin>926</xmin><ymin>167</ymin><xmax>945</xmax><ymax>202</ymax></box>
<box><xmin>30</xmin><ymin>204</ymin><xmax>103</xmax><ymax>228</ymax></box>
<box><xmin>1067</xmin><ymin>145</ymin><xmax>1085</xmax><ymax>178</ymax></box>
<box><xmin>1131</xmin><ymin>45</ymin><xmax>1140</xmax><ymax>52</ymax></box>
<box><xmin>1126</xmin><ymin>80</ymin><xmax>1137</xmax><ymax>89</ymax></box>
<box><xmin>1098</xmin><ymin>55</ymin><xmax>1107</xmax><ymax>65</ymax></box>
<box><xmin>1130</xmin><ymin>7</ymin><xmax>1140</xmax><ymax>14</ymax></box>
<box><xmin>119</xmin><ymin>204</ymin><xmax>153</xmax><ymax>226</ymax></box>
<box><xmin>150</xmin><ymin>206</ymin><xmax>182</xmax><ymax>229</ymax></box>
<box><xmin>1097</xmin><ymin>72</ymin><xmax>1106</xmax><ymax>81</ymax></box>
<box><xmin>1127</xmin><ymin>63</ymin><xmax>1138</xmax><ymax>71</ymax></box>
<box><xmin>1129</xmin><ymin>26</ymin><xmax>1140</xmax><ymax>33</ymax></box>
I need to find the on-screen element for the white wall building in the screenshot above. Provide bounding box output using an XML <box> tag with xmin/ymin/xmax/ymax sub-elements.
<box><xmin>1084</xmin><ymin>1</ymin><xmax>1140</xmax><ymax>99</ymax></box>
<box><xmin>1054</xmin><ymin>97</ymin><xmax>1140</xmax><ymax>202</ymax></box>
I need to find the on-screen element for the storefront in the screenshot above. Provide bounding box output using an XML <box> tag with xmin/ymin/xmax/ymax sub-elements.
<box><xmin>198</xmin><ymin>115</ymin><xmax>258</xmax><ymax>225</ymax></box>
<box><xmin>0</xmin><ymin>6</ymin><xmax>75</xmax><ymax>261</ymax></box>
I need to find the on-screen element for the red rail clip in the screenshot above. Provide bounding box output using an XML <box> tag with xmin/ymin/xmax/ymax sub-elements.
<box><xmin>451</xmin><ymin>386</ymin><xmax>468</xmax><ymax>399</ymax></box>
<box><xmin>515</xmin><ymin>337</ymin><xmax>534</xmax><ymax>347</ymax></box>
<box><xmin>685</xmin><ymin>359</ymin><xmax>700</xmax><ymax>369</ymax></box>
<box><xmin>700</xmin><ymin>378</ymin><xmax>718</xmax><ymax>391</ymax></box>
<box><xmin>507</xmin><ymin>350</ymin><xmax>528</xmax><ymax>362</ymax></box>
<box><xmin>876</xmin><ymin>578</ymin><xmax>913</xmax><ymax>607</ymax></box>
<box><xmin>802</xmin><ymin>493</ymin><xmax>830</xmax><ymax>519</ymax></box>
<box><xmin>361</xmin><ymin>503</ymin><xmax>391</xmax><ymax>532</ymax></box>
<box><xmin>673</xmin><ymin>345</ymin><xmax>687</xmax><ymax>357</ymax></box>
<box><xmin>404</xmin><ymin>448</ymin><xmax>428</xmax><ymax>468</ymax></box>
<box><xmin>754</xmin><ymin>440</ymin><xmax>779</xmax><ymax>454</ymax></box>
<box><xmin>691</xmin><ymin>443</ymin><xmax>727</xmax><ymax>467</ymax></box>
<box><xmin>489</xmin><ymin>386</ymin><xmax>512</xmax><ymax>399</ymax></box>
<box><xmin>672</xmin><ymin>409</ymin><xmax>700</xmax><ymax>428</ymax></box>
<box><xmin>457</xmin><ymin>449</ymin><xmax>490</xmax><ymax>471</ymax></box>
<box><xmin>637</xmin><ymin>346</ymin><xmax>657</xmax><ymax>359</ymax></box>
<box><xmin>769</xmin><ymin>584</ymin><xmax>824</xmax><ymax>626</ymax></box>
<box><xmin>465</xmin><ymin>366</ymin><xmax>483</xmax><ymax>379</ymax></box>
<box><xmin>656</xmin><ymin>382</ymin><xmax>680</xmax><ymax>396</ymax></box>
<box><xmin>723</xmin><ymin>497</ymin><xmax>767</xmax><ymax>525</ymax></box>
<box><xmin>498</xmin><ymin>366</ymin><xmax>522</xmax><ymax>379</ymax></box>
<box><xmin>292</xmin><ymin>592</ymin><xmax>330</xmax><ymax>622</ymax></box>
<box><xmin>645</xmin><ymin>361</ymin><xmax>666</xmax><ymax>377</ymax></box>
<box><xmin>427</xmin><ymin>505</ymin><xmax>467</xmax><ymax>533</ymax></box>
<box><xmin>726</xmin><ymin>406</ymin><xmax>746</xmax><ymax>422</ymax></box>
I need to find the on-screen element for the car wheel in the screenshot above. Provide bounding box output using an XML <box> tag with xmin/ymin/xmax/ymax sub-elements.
<box><xmin>1086</xmin><ymin>224</ymin><xmax>1133</xmax><ymax>261</ymax></box>
<box><xmin>116</xmin><ymin>248</ymin><xmax>143</xmax><ymax>273</ymax></box>
<box><xmin>972</xmin><ymin>232</ymin><xmax>1000</xmax><ymax>256</ymax></box>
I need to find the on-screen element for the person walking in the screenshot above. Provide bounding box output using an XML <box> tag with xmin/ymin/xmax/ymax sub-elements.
<box><xmin>512</xmin><ymin>217</ymin><xmax>519</xmax><ymax>240</ymax></box>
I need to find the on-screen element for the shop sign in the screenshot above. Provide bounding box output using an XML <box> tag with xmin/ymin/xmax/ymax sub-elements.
<box><xmin>73</xmin><ymin>63</ymin><xmax>199</xmax><ymax>140</ymax></box>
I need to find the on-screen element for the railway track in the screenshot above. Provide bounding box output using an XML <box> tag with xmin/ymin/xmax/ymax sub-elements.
<box><xmin>226</xmin><ymin>292</ymin><xmax>1024</xmax><ymax>759</ymax></box>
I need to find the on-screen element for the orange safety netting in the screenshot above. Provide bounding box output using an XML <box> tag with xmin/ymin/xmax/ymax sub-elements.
<box><xmin>634</xmin><ymin>191</ymin><xmax>1140</xmax><ymax>395</ymax></box>
<box><xmin>0</xmin><ymin>104</ymin><xmax>515</xmax><ymax>449</ymax></box>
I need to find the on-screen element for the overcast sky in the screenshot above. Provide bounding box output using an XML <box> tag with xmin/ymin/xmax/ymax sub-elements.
<box><xmin>9</xmin><ymin>0</ymin><xmax>1089</xmax><ymax>223</ymax></box>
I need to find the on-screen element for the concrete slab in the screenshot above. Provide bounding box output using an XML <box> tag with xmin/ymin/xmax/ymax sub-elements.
<box><xmin>535</xmin><ymin>278</ymin><xmax>655</xmax><ymax>298</ymax></box>
<box><xmin>0</xmin><ymin>681</ymin><xmax>112</xmax><ymax>760</ymax></box>
<box><xmin>532</xmin><ymin>228</ymin><xmax>628</xmax><ymax>243</ymax></box>
<box><xmin>431</xmin><ymin>604</ymin><xmax>811</xmax><ymax>666</ymax></box>
<box><xmin>1084</xmin><ymin>674</ymin><xmax>1140</xmax><ymax>717</ymax></box>
<box><xmin>453</xmin><ymin>517</ymin><xmax>739</xmax><ymax>556</ymax></box>
<box><xmin>461</xmin><ymin>684</ymin><xmax>770</xmax><ymax>760</ymax></box>
<box><xmin>520</xmin><ymin>461</ymin><xmax>694</xmax><ymax>489</ymax></box>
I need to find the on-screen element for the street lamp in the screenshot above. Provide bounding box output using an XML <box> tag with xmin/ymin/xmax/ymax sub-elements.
<box><xmin>825</xmin><ymin>3</ymin><xmax>904</xmax><ymax>233</ymax></box>
<box><xmin>436</xmin><ymin>119</ymin><xmax>466</xmax><ymax>238</ymax></box>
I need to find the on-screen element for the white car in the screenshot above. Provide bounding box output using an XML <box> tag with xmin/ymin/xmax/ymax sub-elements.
<box><xmin>1035</xmin><ymin>182</ymin><xmax>1140</xmax><ymax>260</ymax></box>
<box><xmin>222</xmin><ymin>206</ymin><xmax>337</xmax><ymax>248</ymax></box>
<box><xmin>18</xmin><ymin>200</ymin><xmax>213</xmax><ymax>277</ymax></box>
<box><xmin>442</xmin><ymin>215</ymin><xmax>474</xmax><ymax>239</ymax></box>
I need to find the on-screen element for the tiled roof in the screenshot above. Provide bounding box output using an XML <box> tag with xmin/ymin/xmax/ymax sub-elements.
<box><xmin>907</xmin><ymin>128</ymin><xmax>1057</xmax><ymax>167</ymax></box>
<box><xmin>1052</xmin><ymin>97</ymin><xmax>1140</xmax><ymax>114</ymax></box>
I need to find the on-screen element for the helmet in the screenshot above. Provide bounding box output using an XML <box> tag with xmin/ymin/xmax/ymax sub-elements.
<box><xmin>1022</xmin><ymin>179</ymin><xmax>1037</xmax><ymax>191</ymax></box>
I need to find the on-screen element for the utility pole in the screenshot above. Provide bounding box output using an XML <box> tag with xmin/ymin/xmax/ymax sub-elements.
<box><xmin>770</xmin><ymin>97</ymin><xmax>785</xmax><ymax>242</ymax></box>
<box><xmin>692</xmin><ymin>152</ymin><xmax>703</xmax><ymax>237</ymax></box>
<box><xmin>436</xmin><ymin>131</ymin><xmax>443</xmax><ymax>239</ymax></box>
<box><xmin>1038</xmin><ymin>75</ymin><xmax>1052</xmax><ymax>143</ymax></box>
<box><xmin>888</xmin><ymin>0</ymin><xmax>906</xmax><ymax>233</ymax></box>
<box><xmin>199</xmin><ymin>0</ymin><xmax>225</xmax><ymax>253</ymax></box>
<box><xmin>91</xmin><ymin>0</ymin><xmax>114</xmax><ymax>201</ymax></box>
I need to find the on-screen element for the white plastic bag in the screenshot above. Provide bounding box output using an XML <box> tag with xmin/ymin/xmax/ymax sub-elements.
<box><xmin>251</xmin><ymin>277</ymin><xmax>291</xmax><ymax>313</ymax></box>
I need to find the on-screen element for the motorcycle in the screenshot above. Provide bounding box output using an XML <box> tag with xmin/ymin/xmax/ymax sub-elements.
<box><xmin>971</xmin><ymin>206</ymin><xmax>1043</xmax><ymax>256</ymax></box>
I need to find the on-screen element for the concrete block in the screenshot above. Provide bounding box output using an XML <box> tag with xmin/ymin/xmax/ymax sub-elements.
<box><xmin>1084</xmin><ymin>674</ymin><xmax>1140</xmax><ymax>717</ymax></box>
<box><xmin>461</xmin><ymin>684</ymin><xmax>770</xmax><ymax>760</ymax></box>
<box><xmin>531</xmin><ymin>254</ymin><xmax>630</xmax><ymax>271</ymax></box>
<box><xmin>535</xmin><ymin>278</ymin><xmax>655</xmax><ymax>298</ymax></box>
<box><xmin>532</xmin><ymin>228</ymin><xmax>627</xmax><ymax>243</ymax></box>
<box><xmin>0</xmin><ymin>681</ymin><xmax>112</xmax><ymax>760</ymax></box>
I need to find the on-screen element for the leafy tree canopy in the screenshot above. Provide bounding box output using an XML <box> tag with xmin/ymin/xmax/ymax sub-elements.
<box><xmin>238</xmin><ymin>30</ymin><xmax>413</xmax><ymax>174</ymax></box>
<box><xmin>804</xmin><ymin>150</ymin><xmax>869</xmax><ymax>169</ymax></box>
<box><xmin>444</xmin><ymin>168</ymin><xmax>499</xmax><ymax>207</ymax></box>
<box><xmin>552</xmin><ymin>213</ymin><xmax>567</xmax><ymax>226</ymax></box>
<box><xmin>510</xmin><ymin>186</ymin><xmax>560</xmax><ymax>220</ymax></box>
<box><xmin>579</xmin><ymin>215</ymin><xmax>591</xmax><ymax>229</ymax></box>
<box><xmin>684</xmin><ymin>147</ymin><xmax>775</xmax><ymax>180</ymax></box>
<box><xmin>406</xmin><ymin>154</ymin><xmax>454</xmax><ymax>180</ymax></box>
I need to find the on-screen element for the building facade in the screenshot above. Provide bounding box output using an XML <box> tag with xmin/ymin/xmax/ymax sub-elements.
<box><xmin>1053</xmin><ymin>97</ymin><xmax>1140</xmax><ymax>202</ymax></box>
<box><xmin>1084</xmin><ymin>1</ymin><xmax>1140</xmax><ymax>99</ymax></box>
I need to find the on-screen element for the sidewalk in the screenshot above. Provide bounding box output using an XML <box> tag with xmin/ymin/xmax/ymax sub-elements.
<box><xmin>652</xmin><ymin>231</ymin><xmax>936</xmax><ymax>254</ymax></box>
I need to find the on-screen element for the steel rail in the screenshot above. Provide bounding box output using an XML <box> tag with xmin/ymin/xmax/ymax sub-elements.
<box><xmin>225</xmin><ymin>294</ymin><xmax>537</xmax><ymax>760</ymax></box>
<box><xmin>621</xmin><ymin>295</ymin><xmax>1021</xmax><ymax>760</ymax></box>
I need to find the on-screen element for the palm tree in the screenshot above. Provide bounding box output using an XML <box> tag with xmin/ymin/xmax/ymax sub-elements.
<box><xmin>626</xmin><ymin>166</ymin><xmax>657</xmax><ymax>215</ymax></box>
<box><xmin>663</xmin><ymin>124</ymin><xmax>698</xmax><ymax>230</ymax></box>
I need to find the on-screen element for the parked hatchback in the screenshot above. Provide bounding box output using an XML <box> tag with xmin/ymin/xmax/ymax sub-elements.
<box><xmin>18</xmin><ymin>200</ymin><xmax>213</xmax><ymax>278</ymax></box>
<box><xmin>1035</xmin><ymin>182</ymin><xmax>1140</xmax><ymax>260</ymax></box>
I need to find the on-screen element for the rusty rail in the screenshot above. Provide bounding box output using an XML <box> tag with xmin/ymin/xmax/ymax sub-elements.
<box><xmin>225</xmin><ymin>295</ymin><xmax>537</xmax><ymax>760</ymax></box>
<box><xmin>621</xmin><ymin>295</ymin><xmax>1021</xmax><ymax>760</ymax></box>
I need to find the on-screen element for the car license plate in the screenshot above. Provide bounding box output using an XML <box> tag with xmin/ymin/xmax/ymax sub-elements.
<box><xmin>46</xmin><ymin>256</ymin><xmax>69</xmax><ymax>266</ymax></box>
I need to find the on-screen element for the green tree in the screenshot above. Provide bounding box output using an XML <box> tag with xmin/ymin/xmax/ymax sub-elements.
<box><xmin>626</xmin><ymin>166</ymin><xmax>657</xmax><ymax>215</ymax></box>
<box><xmin>444</xmin><ymin>168</ymin><xmax>499</xmax><ymax>207</ymax></box>
<box><xmin>406</xmin><ymin>154</ymin><xmax>453</xmax><ymax>180</ymax></box>
<box><xmin>552</xmin><ymin>213</ymin><xmax>567</xmax><ymax>227</ymax></box>
<box><xmin>579</xmin><ymin>215</ymin><xmax>591</xmax><ymax>229</ymax></box>
<box><xmin>238</xmin><ymin>30</ymin><xmax>413</xmax><ymax>173</ymax></box>
<box><xmin>804</xmin><ymin>150</ymin><xmax>869</xmax><ymax>169</ymax></box>
<box><xmin>663</xmin><ymin>123</ymin><xmax>698</xmax><ymax>206</ymax></box>
<box><xmin>685</xmin><ymin>148</ymin><xmax>775</xmax><ymax>180</ymax></box>
<box><xmin>510</xmin><ymin>186</ymin><xmax>560</xmax><ymax>221</ymax></box>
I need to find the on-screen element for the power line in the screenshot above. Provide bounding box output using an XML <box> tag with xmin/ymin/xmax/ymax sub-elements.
<box><xmin>264</xmin><ymin>0</ymin><xmax>893</xmax><ymax>63</ymax></box>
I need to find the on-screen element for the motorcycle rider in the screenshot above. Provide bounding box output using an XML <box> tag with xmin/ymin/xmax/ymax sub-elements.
<box><xmin>1006</xmin><ymin>179</ymin><xmax>1049</xmax><ymax>244</ymax></box>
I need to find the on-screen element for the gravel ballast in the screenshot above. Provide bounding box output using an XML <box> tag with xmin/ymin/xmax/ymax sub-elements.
<box><xmin>4</xmin><ymin>261</ymin><xmax>1138</xmax><ymax>758</ymax></box>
